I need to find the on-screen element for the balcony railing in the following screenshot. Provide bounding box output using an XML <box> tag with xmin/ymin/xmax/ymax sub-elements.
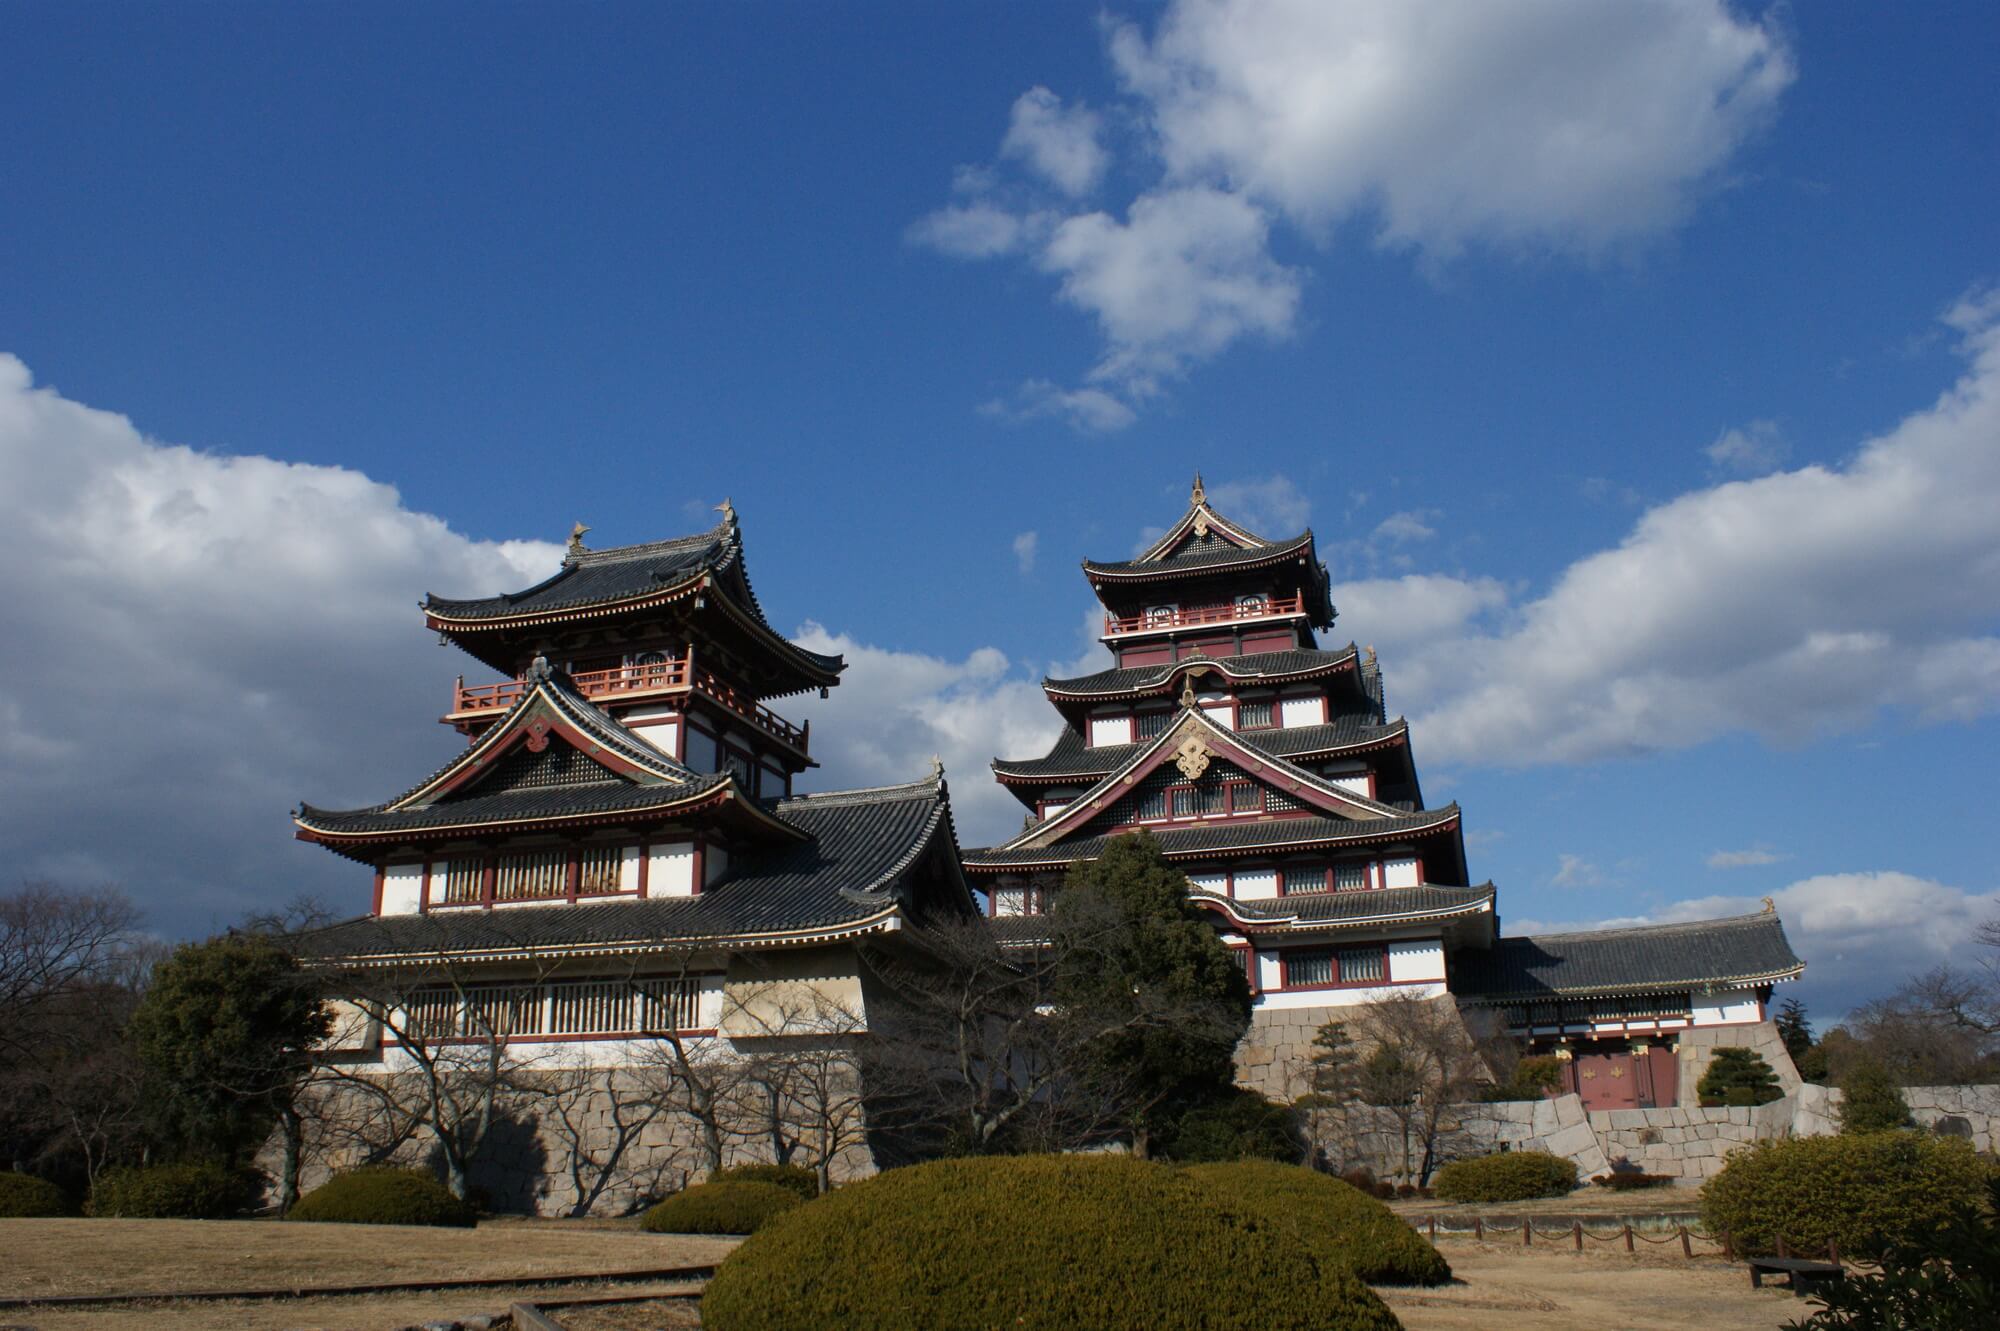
<box><xmin>447</xmin><ymin>653</ymin><xmax>809</xmax><ymax>754</ymax></box>
<box><xmin>1103</xmin><ymin>594</ymin><xmax>1305</xmax><ymax>637</ymax></box>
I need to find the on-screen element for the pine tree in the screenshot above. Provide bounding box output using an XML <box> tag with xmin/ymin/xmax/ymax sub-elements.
<box><xmin>1774</xmin><ymin>997</ymin><xmax>1814</xmax><ymax>1061</ymax></box>
<box><xmin>1695</xmin><ymin>1046</ymin><xmax>1783</xmax><ymax>1107</ymax></box>
<box><xmin>1837</xmin><ymin>1060</ymin><xmax>1913</xmax><ymax>1134</ymax></box>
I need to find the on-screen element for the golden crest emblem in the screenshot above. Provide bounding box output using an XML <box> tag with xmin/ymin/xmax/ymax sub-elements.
<box><xmin>1174</xmin><ymin>737</ymin><xmax>1212</xmax><ymax>781</ymax></box>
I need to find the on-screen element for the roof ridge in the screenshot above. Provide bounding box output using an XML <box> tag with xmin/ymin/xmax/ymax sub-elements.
<box><xmin>778</xmin><ymin>774</ymin><xmax>944</xmax><ymax>808</ymax></box>
<box><xmin>567</xmin><ymin>523</ymin><xmax>726</xmax><ymax>566</ymax></box>
<box><xmin>1518</xmin><ymin>912</ymin><xmax>1781</xmax><ymax>944</ymax></box>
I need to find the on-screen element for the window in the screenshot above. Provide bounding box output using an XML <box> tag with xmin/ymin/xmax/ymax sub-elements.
<box><xmin>1339</xmin><ymin>949</ymin><xmax>1385</xmax><ymax>983</ymax></box>
<box><xmin>1134</xmin><ymin>710</ymin><xmax>1172</xmax><ymax>740</ymax></box>
<box><xmin>494</xmin><ymin>848</ymin><xmax>566</xmax><ymax>901</ymax></box>
<box><xmin>1283</xmin><ymin>947</ymin><xmax>1386</xmax><ymax>987</ymax></box>
<box><xmin>577</xmin><ymin>845</ymin><xmax>624</xmax><ymax>895</ymax></box>
<box><xmin>1280</xmin><ymin>866</ymin><xmax>1326</xmax><ymax>896</ymax></box>
<box><xmin>1145</xmin><ymin>604</ymin><xmax>1178</xmax><ymax>626</ymax></box>
<box><xmin>1138</xmin><ymin>787</ymin><xmax>1169</xmax><ymax>821</ymax></box>
<box><xmin>1237</xmin><ymin>698</ymin><xmax>1274</xmax><ymax>729</ymax></box>
<box><xmin>440</xmin><ymin>859</ymin><xmax>483</xmax><ymax>905</ymax></box>
<box><xmin>1194</xmin><ymin>781</ymin><xmax>1227</xmax><ymax>816</ymax></box>
<box><xmin>1235</xmin><ymin>592</ymin><xmax>1271</xmax><ymax>615</ymax></box>
<box><xmin>1333</xmin><ymin>863</ymin><xmax>1369</xmax><ymax>892</ymax></box>
<box><xmin>722</xmin><ymin>749</ymin><xmax>755</xmax><ymax>785</ymax></box>
<box><xmin>1228</xmin><ymin>783</ymin><xmax>1264</xmax><ymax>814</ymax></box>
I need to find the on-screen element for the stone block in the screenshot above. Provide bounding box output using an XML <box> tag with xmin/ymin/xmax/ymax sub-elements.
<box><xmin>1606</xmin><ymin>1110</ymin><xmax>1649</xmax><ymax>1130</ymax></box>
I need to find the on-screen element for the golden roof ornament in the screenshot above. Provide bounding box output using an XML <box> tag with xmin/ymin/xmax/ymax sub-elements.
<box><xmin>1191</xmin><ymin>472</ymin><xmax>1210</xmax><ymax>535</ymax></box>
<box><xmin>566</xmin><ymin>522</ymin><xmax>590</xmax><ymax>557</ymax></box>
<box><xmin>1174</xmin><ymin>736</ymin><xmax>1213</xmax><ymax>781</ymax></box>
<box><xmin>1191</xmin><ymin>472</ymin><xmax>1206</xmax><ymax>504</ymax></box>
<box><xmin>1761</xmin><ymin>896</ymin><xmax>1776</xmax><ymax>914</ymax></box>
<box><xmin>716</xmin><ymin>497</ymin><xmax>737</xmax><ymax>528</ymax></box>
<box><xmin>1365</xmin><ymin>644</ymin><xmax>1377</xmax><ymax>669</ymax></box>
<box><xmin>1179</xmin><ymin>677</ymin><xmax>1197</xmax><ymax>709</ymax></box>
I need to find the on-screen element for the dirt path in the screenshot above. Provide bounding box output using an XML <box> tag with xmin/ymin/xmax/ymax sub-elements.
<box><xmin>1376</xmin><ymin>1239</ymin><xmax>1805</xmax><ymax>1331</ymax></box>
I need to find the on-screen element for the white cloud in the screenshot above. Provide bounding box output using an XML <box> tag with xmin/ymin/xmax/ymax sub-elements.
<box><xmin>1707</xmin><ymin>846</ymin><xmax>1789</xmax><ymax>869</ymax></box>
<box><xmin>789</xmin><ymin>625</ymin><xmax>1064</xmax><ymax>847</ymax></box>
<box><xmin>1706</xmin><ymin>419</ymin><xmax>1789</xmax><ymax>474</ymax></box>
<box><xmin>1040</xmin><ymin>185</ymin><xmax>1303</xmax><ymax>391</ymax></box>
<box><xmin>0</xmin><ymin>355</ymin><xmax>562</xmax><ymax>934</ymax></box>
<box><xmin>919</xmin><ymin>0</ymin><xmax>1791</xmax><ymax>425</ymax></box>
<box><xmin>1012</xmin><ymin>530</ymin><xmax>1039</xmax><ymax>575</ymax></box>
<box><xmin>1371</xmin><ymin>509</ymin><xmax>1438</xmax><ymax>544</ymax></box>
<box><xmin>1516</xmin><ymin>871</ymin><xmax>2000</xmax><ymax>1015</ymax></box>
<box><xmin>1109</xmin><ymin>0</ymin><xmax>1792</xmax><ymax>256</ymax></box>
<box><xmin>981</xmin><ymin>378</ymin><xmax>1139</xmax><ymax>433</ymax></box>
<box><xmin>1391</xmin><ymin>295</ymin><xmax>2000</xmax><ymax>763</ymax></box>
<box><xmin>1551</xmin><ymin>854</ymin><xmax>1604</xmax><ymax>888</ymax></box>
<box><xmin>1001</xmin><ymin>87</ymin><xmax>1109</xmax><ymax>197</ymax></box>
<box><xmin>1207</xmin><ymin>473</ymin><xmax>1311</xmax><ymax>536</ymax></box>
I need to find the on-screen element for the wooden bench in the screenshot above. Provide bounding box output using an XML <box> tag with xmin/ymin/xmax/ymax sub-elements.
<box><xmin>1748</xmin><ymin>1255</ymin><xmax>1845</xmax><ymax>1297</ymax></box>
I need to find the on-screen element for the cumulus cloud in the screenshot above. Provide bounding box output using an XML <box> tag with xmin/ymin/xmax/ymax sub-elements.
<box><xmin>1551</xmin><ymin>854</ymin><xmax>1604</xmax><ymax>889</ymax></box>
<box><xmin>1368</xmin><ymin>295</ymin><xmax>2000</xmax><ymax>763</ymax></box>
<box><xmin>1001</xmin><ymin>87</ymin><xmax>1109</xmax><ymax>197</ymax></box>
<box><xmin>1708</xmin><ymin>846</ymin><xmax>1789</xmax><ymax>869</ymax></box>
<box><xmin>980</xmin><ymin>378</ymin><xmax>1138</xmax><ymax>433</ymax></box>
<box><xmin>0</xmin><ymin>355</ymin><xmax>562</xmax><ymax>934</ymax></box>
<box><xmin>916</xmin><ymin>0</ymin><xmax>1791</xmax><ymax>426</ymax></box>
<box><xmin>1207</xmin><ymin>473</ymin><xmax>1312</xmax><ymax>536</ymax></box>
<box><xmin>1706</xmin><ymin>419</ymin><xmax>1789</xmax><ymax>474</ymax></box>
<box><xmin>788</xmin><ymin>625</ymin><xmax>1063</xmax><ymax>846</ymax></box>
<box><xmin>1516</xmin><ymin>871</ymin><xmax>2000</xmax><ymax>1015</ymax></box>
<box><xmin>1371</xmin><ymin>509</ymin><xmax>1439</xmax><ymax>544</ymax></box>
<box><xmin>1012</xmin><ymin>530</ymin><xmax>1039</xmax><ymax>575</ymax></box>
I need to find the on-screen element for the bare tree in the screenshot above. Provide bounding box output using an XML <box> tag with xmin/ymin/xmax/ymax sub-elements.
<box><xmin>538</xmin><ymin>1065</ymin><xmax>672</xmax><ymax>1217</ymax></box>
<box><xmin>624</xmin><ymin>954</ymin><xmax>753</xmax><ymax>1182</ymax></box>
<box><xmin>1348</xmin><ymin>992</ymin><xmax>1492</xmax><ymax>1185</ymax></box>
<box><xmin>732</xmin><ymin>986</ymin><xmax>870</xmax><ymax>1195</ymax></box>
<box><xmin>0</xmin><ymin>884</ymin><xmax>142</xmax><ymax>1057</ymax></box>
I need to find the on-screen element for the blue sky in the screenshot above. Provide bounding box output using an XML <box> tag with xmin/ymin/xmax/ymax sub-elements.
<box><xmin>2</xmin><ymin>2</ymin><xmax>1995</xmax><ymax>1023</ymax></box>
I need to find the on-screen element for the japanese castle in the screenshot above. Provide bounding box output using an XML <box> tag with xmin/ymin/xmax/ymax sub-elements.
<box><xmin>296</xmin><ymin>482</ymin><xmax>1804</xmax><ymax>1138</ymax></box>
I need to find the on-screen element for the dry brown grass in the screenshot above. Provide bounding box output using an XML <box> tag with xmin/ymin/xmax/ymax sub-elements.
<box><xmin>1389</xmin><ymin>1186</ymin><xmax>1701</xmax><ymax>1218</ymax></box>
<box><xmin>0</xmin><ymin>1217</ymin><xmax>736</xmax><ymax>1300</ymax></box>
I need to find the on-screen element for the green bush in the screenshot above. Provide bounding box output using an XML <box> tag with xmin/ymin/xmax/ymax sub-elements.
<box><xmin>1479</xmin><ymin>1055</ymin><xmax>1563</xmax><ymax>1102</ymax></box>
<box><xmin>288</xmin><ymin>1168</ymin><xmax>476</xmax><ymax>1227</ymax></box>
<box><xmin>1836</xmin><ymin>1062</ymin><xmax>1913</xmax><ymax>1135</ymax></box>
<box><xmin>1700</xmin><ymin>1132</ymin><xmax>1990</xmax><ymax>1258</ymax></box>
<box><xmin>88</xmin><ymin>1162</ymin><xmax>256</xmax><ymax>1219</ymax></box>
<box><xmin>1593</xmin><ymin>1172</ymin><xmax>1673</xmax><ymax>1191</ymax></box>
<box><xmin>1697</xmin><ymin>1047</ymin><xmax>1782</xmax><ymax>1107</ymax></box>
<box><xmin>1184</xmin><ymin>1159</ymin><xmax>1451</xmax><ymax>1285</ymax></box>
<box><xmin>1159</xmin><ymin>1087</ymin><xmax>1300</xmax><ymax>1163</ymax></box>
<box><xmin>710</xmin><ymin>1162</ymin><xmax>819</xmax><ymax>1200</ymax></box>
<box><xmin>641</xmin><ymin>1180</ymin><xmax>803</xmax><ymax>1235</ymax></box>
<box><xmin>1791</xmin><ymin>1175</ymin><xmax>2000</xmax><ymax>1330</ymax></box>
<box><xmin>702</xmin><ymin>1155</ymin><xmax>1400</xmax><ymax>1331</ymax></box>
<box><xmin>1432</xmin><ymin>1150</ymin><xmax>1578</xmax><ymax>1203</ymax></box>
<box><xmin>0</xmin><ymin>1172</ymin><xmax>73</xmax><ymax>1217</ymax></box>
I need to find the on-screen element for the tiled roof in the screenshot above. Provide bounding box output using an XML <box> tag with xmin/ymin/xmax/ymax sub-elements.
<box><xmin>1044</xmin><ymin>648</ymin><xmax>1360</xmax><ymax>699</ymax></box>
<box><xmin>1083</xmin><ymin>531</ymin><xmax>1317</xmax><ymax>578</ymax></box>
<box><xmin>297</xmin><ymin>777</ymin><xmax>730</xmax><ymax>837</ymax></box>
<box><xmin>1453</xmin><ymin>913</ymin><xmax>1806</xmax><ymax>1001</ymax></box>
<box><xmin>986</xmin><ymin>883</ymin><xmax>1495</xmax><ymax>944</ymax></box>
<box><xmin>297</xmin><ymin>777</ymin><xmax>961</xmax><ymax>960</ymax></box>
<box><xmin>993</xmin><ymin>714</ymin><xmax>1405</xmax><ymax>782</ymax></box>
<box><xmin>964</xmin><ymin>809</ymin><xmax>1460</xmax><ymax>869</ymax></box>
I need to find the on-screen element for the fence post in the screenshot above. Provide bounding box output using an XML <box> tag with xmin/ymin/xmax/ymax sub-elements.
<box><xmin>1829</xmin><ymin>1241</ymin><xmax>1841</xmax><ymax>1267</ymax></box>
<box><xmin>1623</xmin><ymin>1224</ymin><xmax>1634</xmax><ymax>1253</ymax></box>
<box><xmin>1474</xmin><ymin>1217</ymin><xmax>1483</xmax><ymax>1241</ymax></box>
<box><xmin>1573</xmin><ymin>1221</ymin><xmax>1583</xmax><ymax>1252</ymax></box>
<box><xmin>1679</xmin><ymin>1226</ymin><xmax>1693</xmax><ymax>1259</ymax></box>
<box><xmin>1524</xmin><ymin>1218</ymin><xmax>1532</xmax><ymax>1247</ymax></box>
<box><xmin>1428</xmin><ymin>1216</ymin><xmax>1437</xmax><ymax>1241</ymax></box>
<box><xmin>1777</xmin><ymin>1235</ymin><xmax>1790</xmax><ymax>1260</ymax></box>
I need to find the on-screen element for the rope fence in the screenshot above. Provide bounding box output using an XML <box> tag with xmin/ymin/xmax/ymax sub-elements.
<box><xmin>1415</xmin><ymin>1215</ymin><xmax>1876</xmax><ymax>1269</ymax></box>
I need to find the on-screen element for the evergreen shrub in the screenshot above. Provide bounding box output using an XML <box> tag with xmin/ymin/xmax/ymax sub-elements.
<box><xmin>702</xmin><ymin>1155</ymin><xmax>1401</xmax><ymax>1331</ymax></box>
<box><xmin>710</xmin><ymin>1162</ymin><xmax>819</xmax><ymax>1200</ymax></box>
<box><xmin>1836</xmin><ymin>1063</ymin><xmax>1913</xmax><ymax>1135</ymax></box>
<box><xmin>1592</xmin><ymin>1171</ymin><xmax>1673</xmax><ymax>1191</ymax></box>
<box><xmin>1700</xmin><ymin>1133</ymin><xmax>1990</xmax><ymax>1258</ymax></box>
<box><xmin>641</xmin><ymin>1180</ymin><xmax>802</xmax><ymax>1235</ymax></box>
<box><xmin>1478</xmin><ymin>1055</ymin><xmax>1563</xmax><ymax>1102</ymax></box>
<box><xmin>287</xmin><ymin>1168</ymin><xmax>476</xmax><ymax>1227</ymax></box>
<box><xmin>0</xmin><ymin>1171</ymin><xmax>73</xmax><ymax>1217</ymax></box>
<box><xmin>1696</xmin><ymin>1047</ymin><xmax>1782</xmax><ymax>1107</ymax></box>
<box><xmin>1431</xmin><ymin>1151</ymin><xmax>1577</xmax><ymax>1203</ymax></box>
<box><xmin>88</xmin><ymin>1162</ymin><xmax>255</xmax><ymax>1219</ymax></box>
<box><xmin>1159</xmin><ymin>1087</ymin><xmax>1299</xmax><ymax>1163</ymax></box>
<box><xmin>1184</xmin><ymin>1159</ymin><xmax>1451</xmax><ymax>1285</ymax></box>
<box><xmin>1791</xmin><ymin>1176</ymin><xmax>2000</xmax><ymax>1330</ymax></box>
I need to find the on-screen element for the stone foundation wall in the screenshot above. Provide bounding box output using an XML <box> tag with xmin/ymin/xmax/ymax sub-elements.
<box><xmin>1672</xmin><ymin>1020</ymin><xmax>1803</xmax><ymax>1107</ymax></box>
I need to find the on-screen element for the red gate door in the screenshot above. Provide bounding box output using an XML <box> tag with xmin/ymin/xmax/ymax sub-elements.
<box><xmin>1571</xmin><ymin>1053</ymin><xmax>1641</xmax><ymax>1111</ymax></box>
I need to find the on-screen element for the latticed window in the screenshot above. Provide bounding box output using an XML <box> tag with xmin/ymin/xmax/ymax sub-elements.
<box><xmin>1285</xmin><ymin>951</ymin><xmax>1334</xmax><ymax>986</ymax></box>
<box><xmin>1134</xmin><ymin>710</ymin><xmax>1172</xmax><ymax>740</ymax></box>
<box><xmin>1137</xmin><ymin>787</ymin><xmax>1169</xmax><ymax>820</ymax></box>
<box><xmin>464</xmin><ymin>986</ymin><xmax>544</xmax><ymax>1037</ymax></box>
<box><xmin>576</xmin><ymin>845</ymin><xmax>624</xmax><ymax>895</ymax></box>
<box><xmin>1334</xmin><ymin>863</ymin><xmax>1369</xmax><ymax>892</ymax></box>
<box><xmin>1237</xmin><ymin>698</ymin><xmax>1274</xmax><ymax>729</ymax></box>
<box><xmin>495</xmin><ymin>848</ymin><xmax>567</xmax><ymax>901</ymax></box>
<box><xmin>1280</xmin><ymin>866</ymin><xmax>1325</xmax><ymax>895</ymax></box>
<box><xmin>1235</xmin><ymin>592</ymin><xmax>1271</xmax><ymax>615</ymax></box>
<box><xmin>403</xmin><ymin>988</ymin><xmax>461</xmax><ymax>1040</ymax></box>
<box><xmin>1339</xmin><ymin>949</ymin><xmax>1386</xmax><ymax>983</ymax></box>
<box><xmin>1266</xmin><ymin>789</ymin><xmax>1306</xmax><ymax>813</ymax></box>
<box><xmin>440</xmin><ymin>860</ymin><xmax>484</xmax><ymax>905</ymax></box>
<box><xmin>1228</xmin><ymin>783</ymin><xmax>1264</xmax><ymax>814</ymax></box>
<box><xmin>1283</xmin><ymin>948</ymin><xmax>1386</xmax><ymax>987</ymax></box>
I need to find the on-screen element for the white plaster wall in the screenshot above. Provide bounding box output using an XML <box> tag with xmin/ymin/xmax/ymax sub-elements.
<box><xmin>649</xmin><ymin>842</ymin><xmax>695</xmax><ymax>897</ymax></box>
<box><xmin>628</xmin><ymin>716</ymin><xmax>680</xmax><ymax>759</ymax></box>
<box><xmin>1089</xmin><ymin>714</ymin><xmax>1134</xmax><ymax>747</ymax></box>
<box><xmin>1693</xmin><ymin>991</ymin><xmax>1762</xmax><ymax>1026</ymax></box>
<box><xmin>1382</xmin><ymin>857</ymin><xmax>1420</xmax><ymax>889</ymax></box>
<box><xmin>682</xmin><ymin>728</ymin><xmax>717</xmax><ymax>772</ymax></box>
<box><xmin>993</xmin><ymin>887</ymin><xmax>1028</xmax><ymax>917</ymax></box>
<box><xmin>1388</xmin><ymin>939</ymin><xmax>1446</xmax><ymax>983</ymax></box>
<box><xmin>1256</xmin><ymin>952</ymin><xmax>1283</xmax><ymax>991</ymax></box>
<box><xmin>380</xmin><ymin>863</ymin><xmax>423</xmax><ymax>916</ymax></box>
<box><xmin>1234</xmin><ymin>869</ymin><xmax>1279</xmax><ymax>900</ymax></box>
<box><xmin>619</xmin><ymin>846</ymin><xmax>642</xmax><ymax>892</ymax></box>
<box><xmin>1254</xmin><ymin>983</ymin><xmax>1446</xmax><ymax>1011</ymax></box>
<box><xmin>1188</xmin><ymin>872</ymin><xmax>1228</xmax><ymax>895</ymax></box>
<box><xmin>1328</xmin><ymin>774</ymin><xmax>1371</xmax><ymax>797</ymax></box>
<box><xmin>1280</xmin><ymin>695</ymin><xmax>1324</xmax><ymax>728</ymax></box>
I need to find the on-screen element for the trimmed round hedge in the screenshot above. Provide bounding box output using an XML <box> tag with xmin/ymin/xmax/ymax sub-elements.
<box><xmin>711</xmin><ymin>1162</ymin><xmax>819</xmax><ymax>1200</ymax></box>
<box><xmin>288</xmin><ymin>1168</ymin><xmax>477</xmax><ymax>1227</ymax></box>
<box><xmin>88</xmin><ymin>1162</ymin><xmax>255</xmax><ymax>1219</ymax></box>
<box><xmin>641</xmin><ymin>1180</ymin><xmax>803</xmax><ymax>1235</ymax></box>
<box><xmin>1184</xmin><ymin>1159</ymin><xmax>1451</xmax><ymax>1286</ymax></box>
<box><xmin>0</xmin><ymin>1172</ymin><xmax>73</xmax><ymax>1218</ymax></box>
<box><xmin>1700</xmin><ymin>1132</ymin><xmax>1990</xmax><ymax>1258</ymax></box>
<box><xmin>1431</xmin><ymin>1151</ymin><xmax>1577</xmax><ymax>1204</ymax></box>
<box><xmin>702</xmin><ymin>1155</ymin><xmax>1402</xmax><ymax>1331</ymax></box>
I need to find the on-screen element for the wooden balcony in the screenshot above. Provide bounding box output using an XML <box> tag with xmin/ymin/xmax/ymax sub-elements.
<box><xmin>1103</xmin><ymin>594</ymin><xmax>1305</xmax><ymax>637</ymax></box>
<box><xmin>446</xmin><ymin>655</ymin><xmax>810</xmax><ymax>755</ymax></box>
